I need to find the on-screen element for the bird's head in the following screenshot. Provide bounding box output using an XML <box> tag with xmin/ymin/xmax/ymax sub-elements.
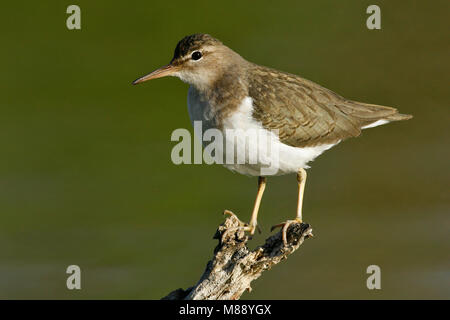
<box><xmin>132</xmin><ymin>34</ymin><xmax>245</xmax><ymax>90</ymax></box>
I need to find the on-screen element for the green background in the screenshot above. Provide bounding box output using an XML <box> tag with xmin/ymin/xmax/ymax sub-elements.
<box><xmin>0</xmin><ymin>1</ymin><xmax>448</xmax><ymax>299</ymax></box>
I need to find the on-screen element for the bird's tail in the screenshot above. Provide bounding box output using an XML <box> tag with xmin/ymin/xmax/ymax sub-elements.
<box><xmin>337</xmin><ymin>100</ymin><xmax>413</xmax><ymax>129</ymax></box>
<box><xmin>384</xmin><ymin>113</ymin><xmax>413</xmax><ymax>121</ymax></box>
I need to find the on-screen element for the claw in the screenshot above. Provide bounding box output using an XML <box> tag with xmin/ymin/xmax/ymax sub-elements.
<box><xmin>271</xmin><ymin>218</ymin><xmax>302</xmax><ymax>246</ymax></box>
<box><xmin>221</xmin><ymin>210</ymin><xmax>258</xmax><ymax>242</ymax></box>
<box><xmin>223</xmin><ymin>210</ymin><xmax>247</xmax><ymax>226</ymax></box>
<box><xmin>223</xmin><ymin>209</ymin><xmax>235</xmax><ymax>217</ymax></box>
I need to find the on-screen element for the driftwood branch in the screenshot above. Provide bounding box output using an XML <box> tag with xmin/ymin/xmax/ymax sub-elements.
<box><xmin>162</xmin><ymin>213</ymin><xmax>314</xmax><ymax>300</ymax></box>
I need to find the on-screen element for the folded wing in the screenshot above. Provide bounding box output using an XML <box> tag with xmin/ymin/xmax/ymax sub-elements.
<box><xmin>248</xmin><ymin>65</ymin><xmax>412</xmax><ymax>148</ymax></box>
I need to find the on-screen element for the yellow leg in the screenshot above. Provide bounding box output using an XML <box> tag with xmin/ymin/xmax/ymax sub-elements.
<box><xmin>222</xmin><ymin>176</ymin><xmax>267</xmax><ymax>239</ymax></box>
<box><xmin>296</xmin><ymin>168</ymin><xmax>307</xmax><ymax>221</ymax></box>
<box><xmin>248</xmin><ymin>176</ymin><xmax>267</xmax><ymax>234</ymax></box>
<box><xmin>271</xmin><ymin>168</ymin><xmax>307</xmax><ymax>245</ymax></box>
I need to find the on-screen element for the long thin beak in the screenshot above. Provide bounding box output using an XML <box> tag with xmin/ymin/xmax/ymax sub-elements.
<box><xmin>132</xmin><ymin>64</ymin><xmax>178</xmax><ymax>85</ymax></box>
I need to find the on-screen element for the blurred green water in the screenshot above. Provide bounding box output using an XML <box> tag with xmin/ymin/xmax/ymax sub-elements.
<box><xmin>0</xmin><ymin>0</ymin><xmax>448</xmax><ymax>299</ymax></box>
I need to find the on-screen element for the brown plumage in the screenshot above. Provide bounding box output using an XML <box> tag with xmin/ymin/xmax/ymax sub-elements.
<box><xmin>247</xmin><ymin>64</ymin><xmax>412</xmax><ymax>147</ymax></box>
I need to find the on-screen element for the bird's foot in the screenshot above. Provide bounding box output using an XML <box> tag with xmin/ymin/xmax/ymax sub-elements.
<box><xmin>270</xmin><ymin>218</ymin><xmax>303</xmax><ymax>246</ymax></box>
<box><xmin>221</xmin><ymin>210</ymin><xmax>260</xmax><ymax>243</ymax></box>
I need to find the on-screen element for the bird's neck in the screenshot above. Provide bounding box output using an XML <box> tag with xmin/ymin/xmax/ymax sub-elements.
<box><xmin>190</xmin><ymin>64</ymin><xmax>248</xmax><ymax>129</ymax></box>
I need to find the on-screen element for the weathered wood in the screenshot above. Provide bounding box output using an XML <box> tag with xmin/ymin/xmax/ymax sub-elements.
<box><xmin>162</xmin><ymin>213</ymin><xmax>313</xmax><ymax>300</ymax></box>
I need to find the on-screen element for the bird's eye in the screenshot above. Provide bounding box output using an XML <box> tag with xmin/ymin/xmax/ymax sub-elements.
<box><xmin>191</xmin><ymin>51</ymin><xmax>202</xmax><ymax>61</ymax></box>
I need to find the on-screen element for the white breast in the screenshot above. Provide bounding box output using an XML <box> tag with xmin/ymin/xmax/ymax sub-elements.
<box><xmin>188</xmin><ymin>88</ymin><xmax>338</xmax><ymax>176</ymax></box>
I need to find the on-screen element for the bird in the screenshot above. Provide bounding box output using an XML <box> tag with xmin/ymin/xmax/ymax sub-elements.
<box><xmin>132</xmin><ymin>34</ymin><xmax>412</xmax><ymax>245</ymax></box>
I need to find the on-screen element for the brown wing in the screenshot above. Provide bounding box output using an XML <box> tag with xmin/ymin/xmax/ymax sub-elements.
<box><xmin>248</xmin><ymin>65</ymin><xmax>410</xmax><ymax>147</ymax></box>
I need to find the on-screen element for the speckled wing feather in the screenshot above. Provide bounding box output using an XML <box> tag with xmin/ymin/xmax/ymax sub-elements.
<box><xmin>248</xmin><ymin>64</ymin><xmax>411</xmax><ymax>148</ymax></box>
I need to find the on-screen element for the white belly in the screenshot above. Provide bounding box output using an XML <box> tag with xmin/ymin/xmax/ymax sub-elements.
<box><xmin>187</xmin><ymin>87</ymin><xmax>338</xmax><ymax>176</ymax></box>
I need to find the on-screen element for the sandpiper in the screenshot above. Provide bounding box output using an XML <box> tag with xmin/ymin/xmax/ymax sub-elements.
<box><xmin>133</xmin><ymin>34</ymin><xmax>412</xmax><ymax>244</ymax></box>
